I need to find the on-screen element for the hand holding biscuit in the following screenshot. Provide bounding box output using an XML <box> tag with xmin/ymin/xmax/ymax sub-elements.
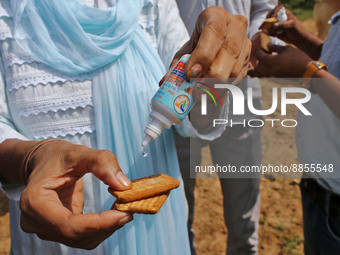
<box><xmin>157</xmin><ymin>7</ymin><xmax>251</xmax><ymax>131</ymax></box>
<box><xmin>265</xmin><ymin>5</ymin><xmax>324</xmax><ymax>60</ymax></box>
<box><xmin>265</xmin><ymin>5</ymin><xmax>303</xmax><ymax>45</ymax></box>
<box><xmin>15</xmin><ymin>139</ymin><xmax>133</xmax><ymax>250</ymax></box>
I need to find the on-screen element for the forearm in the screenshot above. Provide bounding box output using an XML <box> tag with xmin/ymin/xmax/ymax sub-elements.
<box><xmin>0</xmin><ymin>139</ymin><xmax>36</xmax><ymax>184</ymax></box>
<box><xmin>311</xmin><ymin>70</ymin><xmax>340</xmax><ymax>119</ymax></box>
<box><xmin>294</xmin><ymin>28</ymin><xmax>324</xmax><ymax>60</ymax></box>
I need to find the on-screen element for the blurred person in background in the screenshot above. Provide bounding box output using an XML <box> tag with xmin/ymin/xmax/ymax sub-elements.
<box><xmin>314</xmin><ymin>0</ymin><xmax>340</xmax><ymax>39</ymax></box>
<box><xmin>253</xmin><ymin>5</ymin><xmax>340</xmax><ymax>255</ymax></box>
<box><xmin>175</xmin><ymin>1</ymin><xmax>277</xmax><ymax>254</ymax></box>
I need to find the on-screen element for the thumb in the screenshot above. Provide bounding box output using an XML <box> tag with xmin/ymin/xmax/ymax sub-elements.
<box><xmin>256</xmin><ymin>47</ymin><xmax>271</xmax><ymax>62</ymax></box>
<box><xmin>159</xmin><ymin>59</ymin><xmax>178</xmax><ymax>86</ymax></box>
<box><xmin>273</xmin><ymin>19</ymin><xmax>294</xmax><ymax>31</ymax></box>
<box><xmin>69</xmin><ymin>210</ymin><xmax>133</xmax><ymax>235</ymax></box>
<box><xmin>62</xmin><ymin>210</ymin><xmax>133</xmax><ymax>249</ymax></box>
<box><xmin>267</xmin><ymin>44</ymin><xmax>286</xmax><ymax>54</ymax></box>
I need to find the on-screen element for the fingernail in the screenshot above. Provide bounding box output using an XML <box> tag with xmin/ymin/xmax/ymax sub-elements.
<box><xmin>116</xmin><ymin>171</ymin><xmax>131</xmax><ymax>188</ymax></box>
<box><xmin>188</xmin><ymin>64</ymin><xmax>203</xmax><ymax>78</ymax></box>
<box><xmin>117</xmin><ymin>214</ymin><xmax>133</xmax><ymax>226</ymax></box>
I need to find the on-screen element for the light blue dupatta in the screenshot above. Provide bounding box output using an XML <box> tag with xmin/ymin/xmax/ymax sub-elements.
<box><xmin>10</xmin><ymin>0</ymin><xmax>150</xmax><ymax>75</ymax></box>
<box><xmin>10</xmin><ymin>0</ymin><xmax>190</xmax><ymax>254</ymax></box>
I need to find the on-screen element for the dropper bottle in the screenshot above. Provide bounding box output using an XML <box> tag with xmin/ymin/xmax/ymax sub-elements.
<box><xmin>142</xmin><ymin>54</ymin><xmax>196</xmax><ymax>147</ymax></box>
<box><xmin>277</xmin><ymin>7</ymin><xmax>287</xmax><ymax>22</ymax></box>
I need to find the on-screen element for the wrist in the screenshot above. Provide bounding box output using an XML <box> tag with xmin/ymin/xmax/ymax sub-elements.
<box><xmin>292</xmin><ymin>26</ymin><xmax>310</xmax><ymax>48</ymax></box>
<box><xmin>22</xmin><ymin>139</ymin><xmax>63</xmax><ymax>185</ymax></box>
<box><xmin>302</xmin><ymin>61</ymin><xmax>328</xmax><ymax>79</ymax></box>
<box><xmin>0</xmin><ymin>139</ymin><xmax>36</xmax><ymax>184</ymax></box>
<box><xmin>301</xmin><ymin>61</ymin><xmax>328</xmax><ymax>92</ymax></box>
<box><xmin>295</xmin><ymin>28</ymin><xmax>324</xmax><ymax>59</ymax></box>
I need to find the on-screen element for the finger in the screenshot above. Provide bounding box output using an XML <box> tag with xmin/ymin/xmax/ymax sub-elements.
<box><xmin>21</xmin><ymin>180</ymin><xmax>133</xmax><ymax>248</ymax></box>
<box><xmin>21</xmin><ymin>211</ymin><xmax>68</xmax><ymax>241</ymax></box>
<box><xmin>230</xmin><ymin>38</ymin><xmax>252</xmax><ymax>78</ymax></box>
<box><xmin>58</xmin><ymin>210</ymin><xmax>132</xmax><ymax>250</ymax></box>
<box><xmin>217</xmin><ymin>15</ymin><xmax>248</xmax><ymax>77</ymax></box>
<box><xmin>232</xmin><ymin>63</ymin><xmax>250</xmax><ymax>85</ymax></box>
<box><xmin>248</xmin><ymin>68</ymin><xmax>263</xmax><ymax>78</ymax></box>
<box><xmin>28</xmin><ymin>142</ymin><xmax>131</xmax><ymax>191</ymax></box>
<box><xmin>20</xmin><ymin>188</ymin><xmax>72</xmax><ymax>237</ymax></box>
<box><xmin>82</xmin><ymin>150</ymin><xmax>131</xmax><ymax>190</ymax></box>
<box><xmin>67</xmin><ymin>223</ymin><xmax>126</xmax><ymax>250</ymax></box>
<box><xmin>173</xmin><ymin>40</ymin><xmax>194</xmax><ymax>61</ymax></box>
<box><xmin>23</xmin><ymin>189</ymin><xmax>133</xmax><ymax>244</ymax></box>
<box><xmin>257</xmin><ymin>48</ymin><xmax>273</xmax><ymax>63</ymax></box>
<box><xmin>254</xmin><ymin>63</ymin><xmax>270</xmax><ymax>77</ymax></box>
<box><xmin>203</xmin><ymin>47</ymin><xmax>237</xmax><ymax>78</ymax></box>
<box><xmin>270</xmin><ymin>19</ymin><xmax>294</xmax><ymax>36</ymax></box>
<box><xmin>185</xmin><ymin>7</ymin><xmax>229</xmax><ymax>78</ymax></box>
<box><xmin>255</xmin><ymin>50</ymin><xmax>275</xmax><ymax>77</ymax></box>
<box><xmin>67</xmin><ymin>210</ymin><xmax>133</xmax><ymax>239</ymax></box>
<box><xmin>205</xmin><ymin>15</ymin><xmax>249</xmax><ymax>79</ymax></box>
<box><xmin>267</xmin><ymin>44</ymin><xmax>287</xmax><ymax>54</ymax></box>
<box><xmin>266</xmin><ymin>9</ymin><xmax>275</xmax><ymax>18</ymax></box>
<box><xmin>256</xmin><ymin>57</ymin><xmax>272</xmax><ymax>76</ymax></box>
<box><xmin>266</xmin><ymin>4</ymin><xmax>283</xmax><ymax>19</ymax></box>
<box><xmin>26</xmin><ymin>208</ymin><xmax>132</xmax><ymax>249</ymax></box>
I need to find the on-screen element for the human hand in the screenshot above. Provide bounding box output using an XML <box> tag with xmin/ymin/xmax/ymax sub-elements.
<box><xmin>172</xmin><ymin>6</ymin><xmax>251</xmax><ymax>81</ymax></box>
<box><xmin>265</xmin><ymin>5</ymin><xmax>306</xmax><ymax>46</ymax></box>
<box><xmin>20</xmin><ymin>140</ymin><xmax>133</xmax><ymax>250</ymax></box>
<box><xmin>158</xmin><ymin>7</ymin><xmax>251</xmax><ymax>130</ymax></box>
<box><xmin>251</xmin><ymin>45</ymin><xmax>312</xmax><ymax>78</ymax></box>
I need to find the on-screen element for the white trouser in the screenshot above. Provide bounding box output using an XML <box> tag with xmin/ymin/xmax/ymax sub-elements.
<box><xmin>175</xmin><ymin>125</ymin><xmax>262</xmax><ymax>255</ymax></box>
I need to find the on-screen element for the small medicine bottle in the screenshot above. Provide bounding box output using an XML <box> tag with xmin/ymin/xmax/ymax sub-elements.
<box><xmin>142</xmin><ymin>54</ymin><xmax>196</xmax><ymax>147</ymax></box>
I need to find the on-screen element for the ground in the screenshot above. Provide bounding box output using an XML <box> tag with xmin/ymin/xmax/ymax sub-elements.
<box><xmin>0</xmin><ymin>19</ymin><xmax>317</xmax><ymax>255</ymax></box>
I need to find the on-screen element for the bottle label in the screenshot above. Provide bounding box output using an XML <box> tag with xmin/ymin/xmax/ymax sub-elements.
<box><xmin>152</xmin><ymin>55</ymin><xmax>195</xmax><ymax>120</ymax></box>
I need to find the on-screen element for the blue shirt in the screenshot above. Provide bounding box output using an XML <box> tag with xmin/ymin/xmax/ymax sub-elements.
<box><xmin>296</xmin><ymin>11</ymin><xmax>340</xmax><ymax>194</ymax></box>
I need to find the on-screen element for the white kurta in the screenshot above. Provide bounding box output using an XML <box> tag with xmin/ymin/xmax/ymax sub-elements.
<box><xmin>0</xmin><ymin>0</ymin><xmax>190</xmax><ymax>254</ymax></box>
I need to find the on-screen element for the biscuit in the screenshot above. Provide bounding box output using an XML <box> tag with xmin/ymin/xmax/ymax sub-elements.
<box><xmin>260</xmin><ymin>32</ymin><xmax>271</xmax><ymax>52</ymax></box>
<box><xmin>109</xmin><ymin>174</ymin><xmax>180</xmax><ymax>202</ymax></box>
<box><xmin>259</xmin><ymin>17</ymin><xmax>278</xmax><ymax>30</ymax></box>
<box><xmin>114</xmin><ymin>191</ymin><xmax>170</xmax><ymax>214</ymax></box>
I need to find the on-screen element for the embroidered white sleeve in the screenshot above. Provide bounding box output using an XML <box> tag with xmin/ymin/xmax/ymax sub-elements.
<box><xmin>155</xmin><ymin>0</ymin><xmax>189</xmax><ymax>68</ymax></box>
